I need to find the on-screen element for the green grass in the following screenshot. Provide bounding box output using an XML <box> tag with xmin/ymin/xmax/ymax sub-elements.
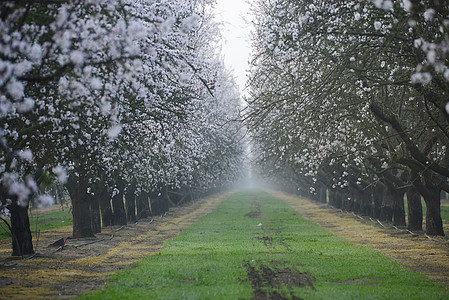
<box><xmin>0</xmin><ymin>209</ymin><xmax>72</xmax><ymax>240</ymax></box>
<box><xmin>423</xmin><ymin>204</ymin><xmax>449</xmax><ymax>223</ymax></box>
<box><xmin>440</xmin><ymin>205</ymin><xmax>449</xmax><ymax>222</ymax></box>
<box><xmin>82</xmin><ymin>190</ymin><xmax>449</xmax><ymax>299</ymax></box>
<box><xmin>404</xmin><ymin>200</ymin><xmax>449</xmax><ymax>223</ymax></box>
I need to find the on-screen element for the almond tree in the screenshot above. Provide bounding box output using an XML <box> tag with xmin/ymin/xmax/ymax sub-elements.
<box><xmin>246</xmin><ymin>0</ymin><xmax>449</xmax><ymax>235</ymax></box>
<box><xmin>0</xmin><ymin>0</ymin><xmax>245</xmax><ymax>255</ymax></box>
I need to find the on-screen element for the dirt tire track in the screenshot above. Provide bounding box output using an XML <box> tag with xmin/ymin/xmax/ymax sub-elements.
<box><xmin>273</xmin><ymin>191</ymin><xmax>449</xmax><ymax>288</ymax></box>
<box><xmin>0</xmin><ymin>194</ymin><xmax>227</xmax><ymax>299</ymax></box>
<box><xmin>244</xmin><ymin>193</ymin><xmax>314</xmax><ymax>299</ymax></box>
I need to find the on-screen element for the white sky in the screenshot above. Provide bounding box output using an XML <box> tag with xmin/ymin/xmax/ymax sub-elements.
<box><xmin>214</xmin><ymin>0</ymin><xmax>252</xmax><ymax>96</ymax></box>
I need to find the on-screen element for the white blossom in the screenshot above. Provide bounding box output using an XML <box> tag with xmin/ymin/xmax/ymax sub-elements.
<box><xmin>402</xmin><ymin>0</ymin><xmax>412</xmax><ymax>12</ymax></box>
<box><xmin>374</xmin><ymin>0</ymin><xmax>393</xmax><ymax>11</ymax></box>
<box><xmin>411</xmin><ymin>72</ymin><xmax>432</xmax><ymax>84</ymax></box>
<box><xmin>55</xmin><ymin>5</ymin><xmax>69</xmax><ymax>27</ymax></box>
<box><xmin>1</xmin><ymin>208</ymin><xmax>10</xmax><ymax>218</ymax></box>
<box><xmin>28</xmin><ymin>44</ymin><xmax>43</xmax><ymax>62</ymax></box>
<box><xmin>0</xmin><ymin>60</ymin><xmax>12</xmax><ymax>86</ymax></box>
<box><xmin>181</xmin><ymin>14</ymin><xmax>200</xmax><ymax>33</ymax></box>
<box><xmin>423</xmin><ymin>9</ymin><xmax>435</xmax><ymax>21</ymax></box>
<box><xmin>107</xmin><ymin>125</ymin><xmax>122</xmax><ymax>139</ymax></box>
<box><xmin>427</xmin><ymin>50</ymin><xmax>436</xmax><ymax>64</ymax></box>
<box><xmin>70</xmin><ymin>50</ymin><xmax>85</xmax><ymax>66</ymax></box>
<box><xmin>414</xmin><ymin>38</ymin><xmax>423</xmax><ymax>49</ymax></box>
<box><xmin>160</xmin><ymin>16</ymin><xmax>177</xmax><ymax>33</ymax></box>
<box><xmin>374</xmin><ymin>21</ymin><xmax>382</xmax><ymax>30</ymax></box>
<box><xmin>100</xmin><ymin>100</ymin><xmax>112</xmax><ymax>115</ymax></box>
<box><xmin>16</xmin><ymin>98</ymin><xmax>35</xmax><ymax>113</ymax></box>
<box><xmin>13</xmin><ymin>60</ymin><xmax>32</xmax><ymax>76</ymax></box>
<box><xmin>53</xmin><ymin>165</ymin><xmax>68</xmax><ymax>184</ymax></box>
<box><xmin>6</xmin><ymin>78</ymin><xmax>24</xmax><ymax>100</ymax></box>
<box><xmin>17</xmin><ymin>149</ymin><xmax>33</xmax><ymax>161</ymax></box>
<box><xmin>128</xmin><ymin>20</ymin><xmax>147</xmax><ymax>39</ymax></box>
<box><xmin>90</xmin><ymin>77</ymin><xmax>103</xmax><ymax>90</ymax></box>
<box><xmin>36</xmin><ymin>194</ymin><xmax>54</xmax><ymax>210</ymax></box>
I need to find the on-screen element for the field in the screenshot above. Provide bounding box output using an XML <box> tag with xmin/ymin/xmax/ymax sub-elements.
<box><xmin>85</xmin><ymin>191</ymin><xmax>448</xmax><ymax>299</ymax></box>
<box><xmin>1</xmin><ymin>191</ymin><xmax>448</xmax><ymax>299</ymax></box>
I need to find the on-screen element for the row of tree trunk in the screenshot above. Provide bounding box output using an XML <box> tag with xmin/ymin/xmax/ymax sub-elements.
<box><xmin>66</xmin><ymin>173</ymin><xmax>200</xmax><ymax>240</ymax></box>
<box><xmin>301</xmin><ymin>177</ymin><xmax>443</xmax><ymax>236</ymax></box>
<box><xmin>7</xmin><ymin>169</ymin><xmax>202</xmax><ymax>256</ymax></box>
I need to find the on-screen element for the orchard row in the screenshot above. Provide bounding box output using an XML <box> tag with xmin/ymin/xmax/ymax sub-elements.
<box><xmin>246</xmin><ymin>0</ymin><xmax>449</xmax><ymax>236</ymax></box>
<box><xmin>0</xmin><ymin>0</ymin><xmax>245</xmax><ymax>256</ymax></box>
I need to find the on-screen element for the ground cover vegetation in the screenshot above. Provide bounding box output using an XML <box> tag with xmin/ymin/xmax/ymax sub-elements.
<box><xmin>0</xmin><ymin>209</ymin><xmax>72</xmax><ymax>240</ymax></box>
<box><xmin>245</xmin><ymin>0</ymin><xmax>449</xmax><ymax>236</ymax></box>
<box><xmin>83</xmin><ymin>191</ymin><xmax>449</xmax><ymax>299</ymax></box>
<box><xmin>0</xmin><ymin>0</ymin><xmax>245</xmax><ymax>257</ymax></box>
<box><xmin>0</xmin><ymin>195</ymin><xmax>225</xmax><ymax>298</ymax></box>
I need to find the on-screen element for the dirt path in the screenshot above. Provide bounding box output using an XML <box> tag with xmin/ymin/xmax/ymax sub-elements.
<box><xmin>273</xmin><ymin>191</ymin><xmax>449</xmax><ymax>288</ymax></box>
<box><xmin>0</xmin><ymin>194</ymin><xmax>227</xmax><ymax>299</ymax></box>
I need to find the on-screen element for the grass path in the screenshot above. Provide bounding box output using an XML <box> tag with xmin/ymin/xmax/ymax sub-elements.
<box><xmin>84</xmin><ymin>190</ymin><xmax>449</xmax><ymax>299</ymax></box>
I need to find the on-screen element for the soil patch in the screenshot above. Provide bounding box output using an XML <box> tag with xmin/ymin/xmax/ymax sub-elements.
<box><xmin>245</xmin><ymin>261</ymin><xmax>315</xmax><ymax>300</ymax></box>
<box><xmin>245</xmin><ymin>200</ymin><xmax>262</xmax><ymax>219</ymax></box>
<box><xmin>257</xmin><ymin>219</ymin><xmax>292</xmax><ymax>252</ymax></box>
<box><xmin>273</xmin><ymin>191</ymin><xmax>449</xmax><ymax>287</ymax></box>
<box><xmin>0</xmin><ymin>194</ymin><xmax>227</xmax><ymax>299</ymax></box>
<box><xmin>256</xmin><ymin>236</ymin><xmax>274</xmax><ymax>248</ymax></box>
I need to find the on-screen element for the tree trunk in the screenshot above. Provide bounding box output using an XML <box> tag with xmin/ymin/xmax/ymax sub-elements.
<box><xmin>9</xmin><ymin>202</ymin><xmax>34</xmax><ymax>256</ymax></box>
<box><xmin>406</xmin><ymin>185</ymin><xmax>423</xmax><ymax>231</ymax></box>
<box><xmin>162</xmin><ymin>186</ymin><xmax>170</xmax><ymax>212</ymax></box>
<box><xmin>360</xmin><ymin>189</ymin><xmax>372</xmax><ymax>217</ymax></box>
<box><xmin>380</xmin><ymin>186</ymin><xmax>392</xmax><ymax>222</ymax></box>
<box><xmin>423</xmin><ymin>186</ymin><xmax>444</xmax><ymax>236</ymax></box>
<box><xmin>350</xmin><ymin>189</ymin><xmax>358</xmax><ymax>214</ymax></box>
<box><xmin>328</xmin><ymin>189</ymin><xmax>335</xmax><ymax>206</ymax></box>
<box><xmin>150</xmin><ymin>183</ymin><xmax>172</xmax><ymax>215</ymax></box>
<box><xmin>318</xmin><ymin>185</ymin><xmax>327</xmax><ymax>203</ymax></box>
<box><xmin>410</xmin><ymin>169</ymin><xmax>444</xmax><ymax>235</ymax></box>
<box><xmin>309</xmin><ymin>188</ymin><xmax>319</xmax><ymax>202</ymax></box>
<box><xmin>136</xmin><ymin>192</ymin><xmax>145</xmax><ymax>219</ymax></box>
<box><xmin>352</xmin><ymin>188</ymin><xmax>371</xmax><ymax>216</ymax></box>
<box><xmin>136</xmin><ymin>191</ymin><xmax>150</xmax><ymax>219</ymax></box>
<box><xmin>66</xmin><ymin>172</ymin><xmax>94</xmax><ymax>239</ymax></box>
<box><xmin>143</xmin><ymin>191</ymin><xmax>151</xmax><ymax>215</ymax></box>
<box><xmin>125</xmin><ymin>183</ymin><xmax>136</xmax><ymax>223</ymax></box>
<box><xmin>351</xmin><ymin>188</ymin><xmax>364</xmax><ymax>215</ymax></box>
<box><xmin>328</xmin><ymin>189</ymin><xmax>342</xmax><ymax>209</ymax></box>
<box><xmin>98</xmin><ymin>186</ymin><xmax>113</xmax><ymax>228</ymax></box>
<box><xmin>387</xmin><ymin>186</ymin><xmax>406</xmax><ymax>227</ymax></box>
<box><xmin>344</xmin><ymin>191</ymin><xmax>354</xmax><ymax>212</ymax></box>
<box><xmin>111</xmin><ymin>182</ymin><xmax>127</xmax><ymax>226</ymax></box>
<box><xmin>371</xmin><ymin>185</ymin><xmax>383</xmax><ymax>220</ymax></box>
<box><xmin>149</xmin><ymin>188</ymin><xmax>165</xmax><ymax>216</ymax></box>
<box><xmin>89</xmin><ymin>193</ymin><xmax>101</xmax><ymax>234</ymax></box>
